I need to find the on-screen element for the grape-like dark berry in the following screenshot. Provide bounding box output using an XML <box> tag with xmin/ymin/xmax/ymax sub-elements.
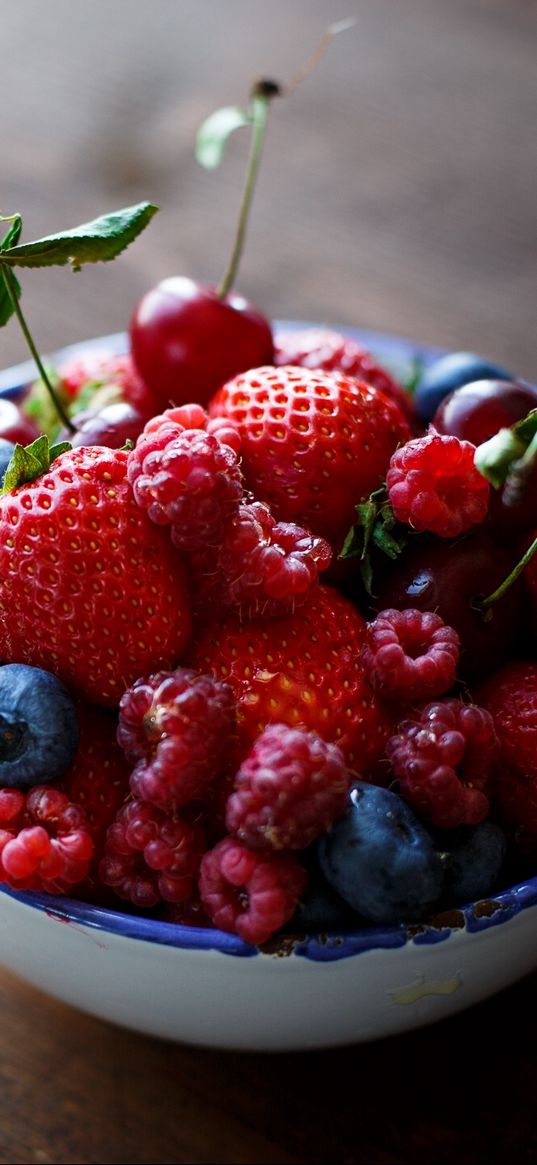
<box><xmin>415</xmin><ymin>353</ymin><xmax>513</xmax><ymax>424</ymax></box>
<box><xmin>434</xmin><ymin>821</ymin><xmax>506</xmax><ymax>904</ymax></box>
<box><xmin>432</xmin><ymin>379</ymin><xmax>537</xmax><ymax>445</ymax></box>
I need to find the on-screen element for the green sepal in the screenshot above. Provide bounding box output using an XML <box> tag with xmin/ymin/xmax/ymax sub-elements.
<box><xmin>474</xmin><ymin>408</ymin><xmax>537</xmax><ymax>488</ymax></box>
<box><xmin>1</xmin><ymin>435</ymin><xmax>71</xmax><ymax>494</ymax></box>
<box><xmin>0</xmin><ymin>216</ymin><xmax>23</xmax><ymax>325</ymax></box>
<box><xmin>196</xmin><ymin>106</ymin><xmax>252</xmax><ymax>169</ymax></box>
<box><xmin>339</xmin><ymin>485</ymin><xmax>408</xmax><ymax>594</ymax></box>
<box><xmin>0</xmin><ymin>202</ymin><xmax>158</xmax><ymax>271</ymax></box>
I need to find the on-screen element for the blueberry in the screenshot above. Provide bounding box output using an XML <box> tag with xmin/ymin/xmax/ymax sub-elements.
<box><xmin>318</xmin><ymin>782</ymin><xmax>444</xmax><ymax>924</ymax></box>
<box><xmin>415</xmin><ymin>352</ymin><xmax>513</xmax><ymax>424</ymax></box>
<box><xmin>0</xmin><ymin>663</ymin><xmax>79</xmax><ymax>787</ymax></box>
<box><xmin>434</xmin><ymin>822</ymin><xmax>506</xmax><ymax>905</ymax></box>
<box><xmin>0</xmin><ymin>438</ymin><xmax>15</xmax><ymax>486</ymax></box>
<box><xmin>283</xmin><ymin>855</ymin><xmax>361</xmax><ymax>933</ymax></box>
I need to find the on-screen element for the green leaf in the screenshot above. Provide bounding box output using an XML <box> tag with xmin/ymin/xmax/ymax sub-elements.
<box><xmin>339</xmin><ymin>485</ymin><xmax>408</xmax><ymax>594</ymax></box>
<box><xmin>196</xmin><ymin>106</ymin><xmax>251</xmax><ymax>169</ymax></box>
<box><xmin>1</xmin><ymin>434</ymin><xmax>70</xmax><ymax>493</ymax></box>
<box><xmin>0</xmin><ymin>216</ymin><xmax>23</xmax><ymax>325</ymax></box>
<box><xmin>0</xmin><ymin>202</ymin><xmax>158</xmax><ymax>271</ymax></box>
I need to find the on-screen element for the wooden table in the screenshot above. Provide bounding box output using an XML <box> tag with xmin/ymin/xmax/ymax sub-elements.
<box><xmin>0</xmin><ymin>2</ymin><xmax>536</xmax><ymax>1160</ymax></box>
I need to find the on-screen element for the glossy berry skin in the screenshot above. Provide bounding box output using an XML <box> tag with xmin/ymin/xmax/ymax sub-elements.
<box><xmin>59</xmin><ymin>401</ymin><xmax>150</xmax><ymax>450</ymax></box>
<box><xmin>209</xmin><ymin>365</ymin><xmax>410</xmax><ymax>551</ymax></box>
<box><xmin>129</xmin><ymin>276</ymin><xmax>274</xmax><ymax>410</ymax></box>
<box><xmin>373</xmin><ymin>529</ymin><xmax>525</xmax><ymax>683</ymax></box>
<box><xmin>415</xmin><ymin>353</ymin><xmax>513</xmax><ymax>424</ymax></box>
<box><xmin>0</xmin><ymin>398</ymin><xmax>39</xmax><ymax>445</ymax></box>
<box><xmin>435</xmin><ymin>822</ymin><xmax>506</xmax><ymax>904</ymax></box>
<box><xmin>0</xmin><ymin>446</ymin><xmax>193</xmax><ymax>706</ymax></box>
<box><xmin>0</xmin><ymin>663</ymin><xmax>78</xmax><ymax>788</ymax></box>
<box><xmin>432</xmin><ymin>379</ymin><xmax>537</xmax><ymax>446</ymax></box>
<box><xmin>318</xmin><ymin>782</ymin><xmax>444</xmax><ymax>924</ymax></box>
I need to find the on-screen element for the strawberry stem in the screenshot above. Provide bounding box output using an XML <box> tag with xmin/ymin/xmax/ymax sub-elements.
<box><xmin>479</xmin><ymin>532</ymin><xmax>537</xmax><ymax>610</ymax></box>
<box><xmin>1</xmin><ymin>267</ymin><xmax>75</xmax><ymax>434</ymax></box>
<box><xmin>216</xmin><ymin>81</ymin><xmax>279</xmax><ymax>300</ymax></box>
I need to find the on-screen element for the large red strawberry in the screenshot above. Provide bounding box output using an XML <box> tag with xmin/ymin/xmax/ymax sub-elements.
<box><xmin>188</xmin><ymin>583</ymin><xmax>393</xmax><ymax>773</ymax></box>
<box><xmin>208</xmin><ymin>365</ymin><xmax>411</xmax><ymax>552</ymax></box>
<box><xmin>273</xmin><ymin>327</ymin><xmax>416</xmax><ymax>424</ymax></box>
<box><xmin>0</xmin><ymin>445</ymin><xmax>193</xmax><ymax>706</ymax></box>
<box><xmin>477</xmin><ymin>660</ymin><xmax>537</xmax><ymax>853</ymax></box>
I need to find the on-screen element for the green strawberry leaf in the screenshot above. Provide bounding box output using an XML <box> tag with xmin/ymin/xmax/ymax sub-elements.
<box><xmin>339</xmin><ymin>485</ymin><xmax>408</xmax><ymax>594</ymax></box>
<box><xmin>0</xmin><ymin>215</ymin><xmax>23</xmax><ymax>326</ymax></box>
<box><xmin>196</xmin><ymin>106</ymin><xmax>252</xmax><ymax>169</ymax></box>
<box><xmin>0</xmin><ymin>202</ymin><xmax>158</xmax><ymax>271</ymax></box>
<box><xmin>1</xmin><ymin>434</ymin><xmax>71</xmax><ymax>494</ymax></box>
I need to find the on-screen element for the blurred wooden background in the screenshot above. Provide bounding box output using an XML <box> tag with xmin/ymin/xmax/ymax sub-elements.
<box><xmin>1</xmin><ymin>3</ymin><xmax>537</xmax><ymax>1163</ymax></box>
<box><xmin>1</xmin><ymin>0</ymin><xmax>537</xmax><ymax>380</ymax></box>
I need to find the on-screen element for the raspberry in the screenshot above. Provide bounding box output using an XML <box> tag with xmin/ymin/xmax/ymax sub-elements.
<box><xmin>0</xmin><ymin>785</ymin><xmax>93</xmax><ymax>892</ymax></box>
<box><xmin>386</xmin><ymin>433</ymin><xmax>490</xmax><ymax>537</ymax></box>
<box><xmin>198</xmin><ymin>836</ymin><xmax>307</xmax><ymax>945</ymax></box>
<box><xmin>117</xmin><ymin>668</ymin><xmax>236</xmax><ymax>810</ymax></box>
<box><xmin>386</xmin><ymin>698</ymin><xmax>499</xmax><ymax>828</ymax></box>
<box><xmin>128</xmin><ymin>426</ymin><xmax>244</xmax><ymax>552</ymax></box>
<box><xmin>99</xmin><ymin>799</ymin><xmax>206</xmax><ymax>908</ymax></box>
<box><xmin>477</xmin><ymin>661</ymin><xmax>537</xmax><ymax>854</ymax></box>
<box><xmin>226</xmin><ymin>723</ymin><xmax>351</xmax><ymax>851</ymax></box>
<box><xmin>194</xmin><ymin>500</ymin><xmax>332</xmax><ymax>620</ymax></box>
<box><xmin>362</xmin><ymin>609</ymin><xmax>460</xmax><ymax>702</ymax></box>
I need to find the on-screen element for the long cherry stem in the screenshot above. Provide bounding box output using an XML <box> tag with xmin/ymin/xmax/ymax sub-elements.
<box><xmin>479</xmin><ymin>532</ymin><xmax>537</xmax><ymax>611</ymax></box>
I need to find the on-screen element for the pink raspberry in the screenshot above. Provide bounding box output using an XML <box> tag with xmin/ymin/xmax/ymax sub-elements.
<box><xmin>128</xmin><ymin>426</ymin><xmax>244</xmax><ymax>551</ymax></box>
<box><xmin>198</xmin><ymin>836</ymin><xmax>307</xmax><ymax>945</ymax></box>
<box><xmin>362</xmin><ymin>609</ymin><xmax>460</xmax><ymax>702</ymax></box>
<box><xmin>386</xmin><ymin>698</ymin><xmax>499</xmax><ymax>828</ymax></box>
<box><xmin>0</xmin><ymin>786</ymin><xmax>93</xmax><ymax>893</ymax></box>
<box><xmin>226</xmin><ymin>723</ymin><xmax>351</xmax><ymax>851</ymax></box>
<box><xmin>386</xmin><ymin>433</ymin><xmax>490</xmax><ymax>537</ymax></box>
<box><xmin>194</xmin><ymin>500</ymin><xmax>332</xmax><ymax>620</ymax></box>
<box><xmin>99</xmin><ymin>799</ymin><xmax>206</xmax><ymax>908</ymax></box>
<box><xmin>118</xmin><ymin>668</ymin><xmax>236</xmax><ymax>811</ymax></box>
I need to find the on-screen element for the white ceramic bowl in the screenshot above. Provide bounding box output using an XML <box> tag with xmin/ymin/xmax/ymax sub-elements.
<box><xmin>0</xmin><ymin>325</ymin><xmax>536</xmax><ymax>1051</ymax></box>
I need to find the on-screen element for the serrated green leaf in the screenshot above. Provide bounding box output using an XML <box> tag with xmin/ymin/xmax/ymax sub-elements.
<box><xmin>1</xmin><ymin>434</ymin><xmax>70</xmax><ymax>493</ymax></box>
<box><xmin>0</xmin><ymin>218</ymin><xmax>23</xmax><ymax>325</ymax></box>
<box><xmin>196</xmin><ymin>106</ymin><xmax>251</xmax><ymax>169</ymax></box>
<box><xmin>0</xmin><ymin>202</ymin><xmax>158</xmax><ymax>270</ymax></box>
<box><xmin>0</xmin><ymin>215</ymin><xmax>23</xmax><ymax>250</ymax></box>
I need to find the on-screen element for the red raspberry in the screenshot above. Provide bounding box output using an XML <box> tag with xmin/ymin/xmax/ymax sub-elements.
<box><xmin>128</xmin><ymin>426</ymin><xmax>244</xmax><ymax>552</ymax></box>
<box><xmin>194</xmin><ymin>500</ymin><xmax>332</xmax><ymax>620</ymax></box>
<box><xmin>99</xmin><ymin>798</ymin><xmax>206</xmax><ymax>908</ymax></box>
<box><xmin>273</xmin><ymin>327</ymin><xmax>416</xmax><ymax>423</ymax></box>
<box><xmin>118</xmin><ymin>668</ymin><xmax>236</xmax><ymax>810</ymax></box>
<box><xmin>477</xmin><ymin>661</ymin><xmax>537</xmax><ymax>852</ymax></box>
<box><xmin>386</xmin><ymin>698</ymin><xmax>499</xmax><ymax>828</ymax></box>
<box><xmin>138</xmin><ymin>404</ymin><xmax>242</xmax><ymax>454</ymax></box>
<box><xmin>0</xmin><ymin>785</ymin><xmax>93</xmax><ymax>893</ymax></box>
<box><xmin>226</xmin><ymin>723</ymin><xmax>351</xmax><ymax>851</ymax></box>
<box><xmin>386</xmin><ymin>433</ymin><xmax>490</xmax><ymax>537</ymax></box>
<box><xmin>198</xmin><ymin>836</ymin><xmax>307</xmax><ymax>945</ymax></box>
<box><xmin>362</xmin><ymin>609</ymin><xmax>460</xmax><ymax>702</ymax></box>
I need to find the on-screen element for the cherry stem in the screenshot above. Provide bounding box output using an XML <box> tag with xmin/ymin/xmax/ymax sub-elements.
<box><xmin>216</xmin><ymin>83</ymin><xmax>277</xmax><ymax>300</ymax></box>
<box><xmin>0</xmin><ymin>266</ymin><xmax>75</xmax><ymax>434</ymax></box>
<box><xmin>479</xmin><ymin>532</ymin><xmax>537</xmax><ymax>610</ymax></box>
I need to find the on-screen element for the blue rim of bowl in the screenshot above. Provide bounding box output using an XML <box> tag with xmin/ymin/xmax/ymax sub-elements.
<box><xmin>1</xmin><ymin>323</ymin><xmax>536</xmax><ymax>962</ymax></box>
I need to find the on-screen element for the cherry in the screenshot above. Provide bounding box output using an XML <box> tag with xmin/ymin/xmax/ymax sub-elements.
<box><xmin>0</xmin><ymin>398</ymin><xmax>39</xmax><ymax>445</ymax></box>
<box><xmin>372</xmin><ymin>529</ymin><xmax>526</xmax><ymax>684</ymax></box>
<box><xmin>414</xmin><ymin>353</ymin><xmax>512</xmax><ymax>424</ymax></box>
<box><xmin>432</xmin><ymin>379</ymin><xmax>537</xmax><ymax>446</ymax></box>
<box><xmin>57</xmin><ymin>401</ymin><xmax>149</xmax><ymax>450</ymax></box>
<box><xmin>129</xmin><ymin>277</ymin><xmax>273</xmax><ymax>411</ymax></box>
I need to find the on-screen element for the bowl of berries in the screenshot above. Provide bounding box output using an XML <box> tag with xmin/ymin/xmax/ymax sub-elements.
<box><xmin>1</xmin><ymin>52</ymin><xmax>537</xmax><ymax>1049</ymax></box>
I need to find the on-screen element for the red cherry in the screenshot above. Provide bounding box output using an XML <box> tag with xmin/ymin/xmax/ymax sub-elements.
<box><xmin>432</xmin><ymin>379</ymin><xmax>537</xmax><ymax>445</ymax></box>
<box><xmin>372</xmin><ymin>529</ymin><xmax>525</xmax><ymax>684</ymax></box>
<box><xmin>58</xmin><ymin>401</ymin><xmax>149</xmax><ymax>449</ymax></box>
<box><xmin>0</xmin><ymin>398</ymin><xmax>39</xmax><ymax>445</ymax></box>
<box><xmin>129</xmin><ymin>276</ymin><xmax>274</xmax><ymax>411</ymax></box>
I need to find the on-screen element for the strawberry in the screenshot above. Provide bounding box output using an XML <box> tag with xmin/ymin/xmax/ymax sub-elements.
<box><xmin>0</xmin><ymin>445</ymin><xmax>193</xmax><ymax>706</ymax></box>
<box><xmin>57</xmin><ymin>347</ymin><xmax>152</xmax><ymax>413</ymax></box>
<box><xmin>57</xmin><ymin>701</ymin><xmax>131</xmax><ymax>850</ymax></box>
<box><xmin>273</xmin><ymin>327</ymin><xmax>416</xmax><ymax>424</ymax></box>
<box><xmin>208</xmin><ymin>365</ymin><xmax>411</xmax><ymax>552</ymax></box>
<box><xmin>188</xmin><ymin>583</ymin><xmax>393</xmax><ymax>772</ymax></box>
<box><xmin>477</xmin><ymin>660</ymin><xmax>537</xmax><ymax>853</ymax></box>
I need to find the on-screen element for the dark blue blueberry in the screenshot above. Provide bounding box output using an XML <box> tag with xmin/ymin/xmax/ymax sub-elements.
<box><xmin>283</xmin><ymin>856</ymin><xmax>361</xmax><ymax>933</ymax></box>
<box><xmin>0</xmin><ymin>663</ymin><xmax>79</xmax><ymax>787</ymax></box>
<box><xmin>415</xmin><ymin>352</ymin><xmax>513</xmax><ymax>424</ymax></box>
<box><xmin>318</xmin><ymin>782</ymin><xmax>444</xmax><ymax>924</ymax></box>
<box><xmin>0</xmin><ymin>438</ymin><xmax>15</xmax><ymax>486</ymax></box>
<box><xmin>434</xmin><ymin>822</ymin><xmax>506</xmax><ymax>905</ymax></box>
